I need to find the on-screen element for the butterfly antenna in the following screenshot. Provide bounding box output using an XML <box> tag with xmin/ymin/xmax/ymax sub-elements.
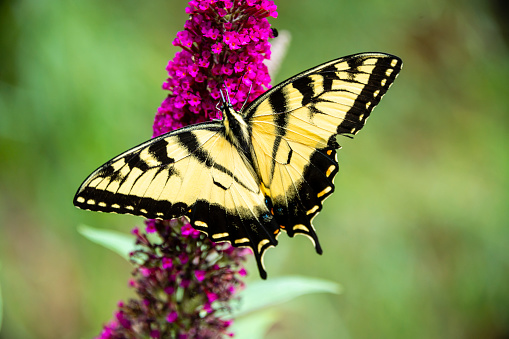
<box><xmin>240</xmin><ymin>82</ymin><xmax>253</xmax><ymax>112</ymax></box>
<box><xmin>224</xmin><ymin>85</ymin><xmax>232</xmax><ymax>106</ymax></box>
<box><xmin>219</xmin><ymin>88</ymin><xmax>226</xmax><ymax>106</ymax></box>
<box><xmin>219</xmin><ymin>87</ymin><xmax>230</xmax><ymax>112</ymax></box>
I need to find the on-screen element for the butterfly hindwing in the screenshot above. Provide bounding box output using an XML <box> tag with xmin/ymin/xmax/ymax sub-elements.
<box><xmin>244</xmin><ymin>53</ymin><xmax>402</xmax><ymax>249</ymax></box>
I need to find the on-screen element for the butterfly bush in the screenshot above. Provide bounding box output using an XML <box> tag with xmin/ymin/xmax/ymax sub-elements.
<box><xmin>153</xmin><ymin>0</ymin><xmax>277</xmax><ymax>136</ymax></box>
<box><xmin>97</xmin><ymin>1</ymin><xmax>277</xmax><ymax>338</ymax></box>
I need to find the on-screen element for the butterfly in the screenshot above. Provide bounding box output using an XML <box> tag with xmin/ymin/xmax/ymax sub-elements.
<box><xmin>74</xmin><ymin>52</ymin><xmax>402</xmax><ymax>279</ymax></box>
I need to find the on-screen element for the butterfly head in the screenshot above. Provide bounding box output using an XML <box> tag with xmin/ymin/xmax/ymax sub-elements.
<box><xmin>219</xmin><ymin>88</ymin><xmax>233</xmax><ymax>110</ymax></box>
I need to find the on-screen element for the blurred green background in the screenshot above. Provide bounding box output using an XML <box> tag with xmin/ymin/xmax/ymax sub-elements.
<box><xmin>1</xmin><ymin>0</ymin><xmax>508</xmax><ymax>338</ymax></box>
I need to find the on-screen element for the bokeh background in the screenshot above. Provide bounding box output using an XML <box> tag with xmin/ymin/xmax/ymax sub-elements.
<box><xmin>1</xmin><ymin>0</ymin><xmax>508</xmax><ymax>338</ymax></box>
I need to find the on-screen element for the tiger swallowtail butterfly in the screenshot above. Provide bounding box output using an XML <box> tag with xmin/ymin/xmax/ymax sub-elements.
<box><xmin>74</xmin><ymin>53</ymin><xmax>402</xmax><ymax>278</ymax></box>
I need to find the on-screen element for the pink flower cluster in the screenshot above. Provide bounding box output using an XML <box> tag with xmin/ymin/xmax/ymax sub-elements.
<box><xmin>97</xmin><ymin>219</ymin><xmax>249</xmax><ymax>338</ymax></box>
<box><xmin>153</xmin><ymin>0</ymin><xmax>277</xmax><ymax>136</ymax></box>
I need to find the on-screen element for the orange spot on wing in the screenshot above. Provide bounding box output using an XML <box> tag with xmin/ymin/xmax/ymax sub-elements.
<box><xmin>280</xmin><ymin>225</ymin><xmax>286</xmax><ymax>229</ymax></box>
<box><xmin>274</xmin><ymin>229</ymin><xmax>280</xmax><ymax>235</ymax></box>
<box><xmin>327</xmin><ymin>150</ymin><xmax>332</xmax><ymax>156</ymax></box>
<box><xmin>271</xmin><ymin>208</ymin><xmax>274</xmax><ymax>215</ymax></box>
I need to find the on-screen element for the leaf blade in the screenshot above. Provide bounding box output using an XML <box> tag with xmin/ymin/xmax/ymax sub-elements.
<box><xmin>77</xmin><ymin>224</ymin><xmax>135</xmax><ymax>260</ymax></box>
<box><xmin>231</xmin><ymin>310</ymin><xmax>278</xmax><ymax>339</ymax></box>
<box><xmin>233</xmin><ymin>276</ymin><xmax>341</xmax><ymax>317</ymax></box>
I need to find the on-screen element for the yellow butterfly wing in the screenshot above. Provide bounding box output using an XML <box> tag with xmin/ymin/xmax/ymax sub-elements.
<box><xmin>244</xmin><ymin>53</ymin><xmax>402</xmax><ymax>251</ymax></box>
<box><xmin>74</xmin><ymin>122</ymin><xmax>279</xmax><ymax>278</ymax></box>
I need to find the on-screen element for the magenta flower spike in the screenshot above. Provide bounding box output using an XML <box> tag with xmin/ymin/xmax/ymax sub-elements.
<box><xmin>153</xmin><ymin>0</ymin><xmax>277</xmax><ymax>137</ymax></box>
<box><xmin>96</xmin><ymin>1</ymin><xmax>277</xmax><ymax>338</ymax></box>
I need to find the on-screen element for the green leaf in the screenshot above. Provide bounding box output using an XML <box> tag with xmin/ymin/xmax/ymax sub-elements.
<box><xmin>231</xmin><ymin>310</ymin><xmax>278</xmax><ymax>339</ymax></box>
<box><xmin>233</xmin><ymin>276</ymin><xmax>341</xmax><ymax>317</ymax></box>
<box><xmin>77</xmin><ymin>224</ymin><xmax>135</xmax><ymax>260</ymax></box>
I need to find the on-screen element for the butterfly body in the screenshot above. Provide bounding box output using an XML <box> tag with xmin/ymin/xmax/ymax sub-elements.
<box><xmin>221</xmin><ymin>103</ymin><xmax>253</xmax><ymax>158</ymax></box>
<box><xmin>74</xmin><ymin>53</ymin><xmax>402</xmax><ymax>278</ymax></box>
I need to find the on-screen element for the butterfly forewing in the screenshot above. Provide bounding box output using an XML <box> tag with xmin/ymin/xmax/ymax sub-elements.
<box><xmin>244</xmin><ymin>53</ymin><xmax>402</xmax><ymax>249</ymax></box>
